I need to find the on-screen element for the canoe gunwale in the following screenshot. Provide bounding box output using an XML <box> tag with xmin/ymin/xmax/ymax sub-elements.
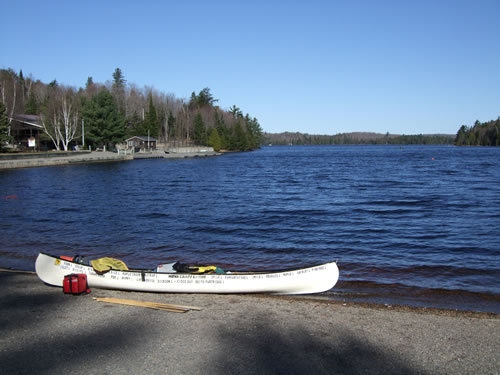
<box><xmin>38</xmin><ymin>251</ymin><xmax>336</xmax><ymax>276</ymax></box>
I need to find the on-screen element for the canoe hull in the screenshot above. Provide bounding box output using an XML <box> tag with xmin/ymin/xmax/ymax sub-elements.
<box><xmin>35</xmin><ymin>252</ymin><xmax>339</xmax><ymax>295</ymax></box>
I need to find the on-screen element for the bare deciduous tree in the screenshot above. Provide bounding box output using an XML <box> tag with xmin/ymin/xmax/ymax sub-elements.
<box><xmin>0</xmin><ymin>69</ymin><xmax>18</xmax><ymax>135</ymax></box>
<box><xmin>41</xmin><ymin>87</ymin><xmax>80</xmax><ymax>151</ymax></box>
<box><xmin>59</xmin><ymin>93</ymin><xmax>79</xmax><ymax>151</ymax></box>
<box><xmin>41</xmin><ymin>112</ymin><xmax>62</xmax><ymax>150</ymax></box>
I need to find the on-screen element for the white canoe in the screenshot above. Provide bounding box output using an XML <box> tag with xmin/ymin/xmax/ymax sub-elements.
<box><xmin>35</xmin><ymin>252</ymin><xmax>339</xmax><ymax>295</ymax></box>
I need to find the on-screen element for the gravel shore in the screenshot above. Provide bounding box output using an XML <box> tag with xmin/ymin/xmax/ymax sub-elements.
<box><xmin>1</xmin><ymin>270</ymin><xmax>498</xmax><ymax>375</ymax></box>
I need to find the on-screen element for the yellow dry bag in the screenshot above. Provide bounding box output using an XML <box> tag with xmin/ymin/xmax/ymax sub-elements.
<box><xmin>91</xmin><ymin>257</ymin><xmax>129</xmax><ymax>274</ymax></box>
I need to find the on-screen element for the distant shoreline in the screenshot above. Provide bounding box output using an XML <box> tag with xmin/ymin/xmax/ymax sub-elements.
<box><xmin>263</xmin><ymin>131</ymin><xmax>456</xmax><ymax>146</ymax></box>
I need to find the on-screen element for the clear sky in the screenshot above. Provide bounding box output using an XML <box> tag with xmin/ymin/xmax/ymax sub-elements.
<box><xmin>1</xmin><ymin>0</ymin><xmax>499</xmax><ymax>135</ymax></box>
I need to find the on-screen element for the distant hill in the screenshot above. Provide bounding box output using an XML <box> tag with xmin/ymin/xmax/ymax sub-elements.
<box><xmin>262</xmin><ymin>132</ymin><xmax>455</xmax><ymax>145</ymax></box>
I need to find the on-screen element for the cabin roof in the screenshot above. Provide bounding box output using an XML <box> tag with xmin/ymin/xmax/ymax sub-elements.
<box><xmin>11</xmin><ymin>114</ymin><xmax>42</xmax><ymax>128</ymax></box>
<box><xmin>125</xmin><ymin>136</ymin><xmax>157</xmax><ymax>142</ymax></box>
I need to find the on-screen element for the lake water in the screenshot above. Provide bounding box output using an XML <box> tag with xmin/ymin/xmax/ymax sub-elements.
<box><xmin>1</xmin><ymin>145</ymin><xmax>499</xmax><ymax>313</ymax></box>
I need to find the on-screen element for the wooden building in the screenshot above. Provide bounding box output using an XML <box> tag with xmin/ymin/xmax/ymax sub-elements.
<box><xmin>9</xmin><ymin>114</ymin><xmax>43</xmax><ymax>151</ymax></box>
<box><xmin>125</xmin><ymin>136</ymin><xmax>157</xmax><ymax>151</ymax></box>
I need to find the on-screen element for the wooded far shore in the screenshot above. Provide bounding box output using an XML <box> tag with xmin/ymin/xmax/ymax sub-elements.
<box><xmin>1</xmin><ymin>67</ymin><xmax>499</xmax><ymax>152</ymax></box>
<box><xmin>264</xmin><ymin>117</ymin><xmax>500</xmax><ymax>146</ymax></box>
<box><xmin>263</xmin><ymin>131</ymin><xmax>455</xmax><ymax>145</ymax></box>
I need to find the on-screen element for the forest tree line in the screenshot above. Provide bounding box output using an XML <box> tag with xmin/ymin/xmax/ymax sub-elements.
<box><xmin>262</xmin><ymin>132</ymin><xmax>455</xmax><ymax>146</ymax></box>
<box><xmin>455</xmin><ymin>118</ymin><xmax>500</xmax><ymax>146</ymax></box>
<box><xmin>0</xmin><ymin>68</ymin><xmax>263</xmax><ymax>152</ymax></box>
<box><xmin>1</xmin><ymin>66</ymin><xmax>498</xmax><ymax>152</ymax></box>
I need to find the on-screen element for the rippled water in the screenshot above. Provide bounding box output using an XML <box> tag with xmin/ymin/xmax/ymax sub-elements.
<box><xmin>1</xmin><ymin>145</ymin><xmax>499</xmax><ymax>312</ymax></box>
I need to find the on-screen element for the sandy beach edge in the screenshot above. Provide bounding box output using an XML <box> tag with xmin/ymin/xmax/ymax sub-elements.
<box><xmin>0</xmin><ymin>267</ymin><xmax>500</xmax><ymax>319</ymax></box>
<box><xmin>1</xmin><ymin>270</ymin><xmax>499</xmax><ymax>374</ymax></box>
<box><xmin>1</xmin><ymin>267</ymin><xmax>497</xmax><ymax>319</ymax></box>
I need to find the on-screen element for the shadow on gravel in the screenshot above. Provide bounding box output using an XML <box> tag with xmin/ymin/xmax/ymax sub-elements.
<box><xmin>0</xmin><ymin>274</ymin><xmax>61</xmax><ymax>322</ymax></box>
<box><xmin>0</xmin><ymin>272</ymin><xmax>149</xmax><ymax>375</ymax></box>
<box><xmin>212</xmin><ymin>316</ymin><xmax>427</xmax><ymax>375</ymax></box>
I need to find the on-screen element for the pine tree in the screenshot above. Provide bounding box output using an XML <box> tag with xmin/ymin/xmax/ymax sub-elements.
<box><xmin>167</xmin><ymin>111</ymin><xmax>176</xmax><ymax>139</ymax></box>
<box><xmin>208</xmin><ymin>127</ymin><xmax>221</xmax><ymax>151</ymax></box>
<box><xmin>193</xmin><ymin>113</ymin><xmax>207</xmax><ymax>145</ymax></box>
<box><xmin>189</xmin><ymin>92</ymin><xmax>198</xmax><ymax>110</ymax></box>
<box><xmin>197</xmin><ymin>87</ymin><xmax>217</xmax><ymax>107</ymax></box>
<box><xmin>111</xmin><ymin>68</ymin><xmax>126</xmax><ymax>114</ymax></box>
<box><xmin>215</xmin><ymin>110</ymin><xmax>229</xmax><ymax>149</ymax></box>
<box><xmin>82</xmin><ymin>90</ymin><xmax>125</xmax><ymax>148</ymax></box>
<box><xmin>19</xmin><ymin>70</ymin><xmax>26</xmax><ymax>109</ymax></box>
<box><xmin>144</xmin><ymin>92</ymin><xmax>159</xmax><ymax>138</ymax></box>
<box><xmin>232</xmin><ymin>121</ymin><xmax>248</xmax><ymax>151</ymax></box>
<box><xmin>112</xmin><ymin>68</ymin><xmax>126</xmax><ymax>88</ymax></box>
<box><xmin>25</xmin><ymin>91</ymin><xmax>39</xmax><ymax>115</ymax></box>
<box><xmin>86</xmin><ymin>77</ymin><xmax>94</xmax><ymax>88</ymax></box>
<box><xmin>125</xmin><ymin>111</ymin><xmax>145</xmax><ymax>137</ymax></box>
<box><xmin>245</xmin><ymin>116</ymin><xmax>263</xmax><ymax>149</ymax></box>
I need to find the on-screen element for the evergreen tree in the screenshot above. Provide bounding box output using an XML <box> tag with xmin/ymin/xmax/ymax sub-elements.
<box><xmin>214</xmin><ymin>110</ymin><xmax>229</xmax><ymax>149</ymax></box>
<box><xmin>144</xmin><ymin>92</ymin><xmax>159</xmax><ymax>138</ymax></box>
<box><xmin>112</xmin><ymin>68</ymin><xmax>126</xmax><ymax>88</ymax></box>
<box><xmin>219</xmin><ymin>126</ymin><xmax>229</xmax><ymax>149</ymax></box>
<box><xmin>208</xmin><ymin>127</ymin><xmax>221</xmax><ymax>151</ymax></box>
<box><xmin>232</xmin><ymin>121</ymin><xmax>248</xmax><ymax>151</ymax></box>
<box><xmin>189</xmin><ymin>88</ymin><xmax>218</xmax><ymax>109</ymax></box>
<box><xmin>18</xmin><ymin>70</ymin><xmax>26</xmax><ymax>110</ymax></box>
<box><xmin>125</xmin><ymin>111</ymin><xmax>145</xmax><ymax>137</ymax></box>
<box><xmin>25</xmin><ymin>91</ymin><xmax>39</xmax><ymax>115</ymax></box>
<box><xmin>229</xmin><ymin>105</ymin><xmax>242</xmax><ymax>119</ymax></box>
<box><xmin>193</xmin><ymin>113</ymin><xmax>207</xmax><ymax>145</ymax></box>
<box><xmin>197</xmin><ymin>87</ymin><xmax>217</xmax><ymax>107</ymax></box>
<box><xmin>157</xmin><ymin>107</ymin><xmax>166</xmax><ymax>141</ymax></box>
<box><xmin>111</xmin><ymin>68</ymin><xmax>126</xmax><ymax>114</ymax></box>
<box><xmin>82</xmin><ymin>90</ymin><xmax>125</xmax><ymax>148</ymax></box>
<box><xmin>245</xmin><ymin>115</ymin><xmax>263</xmax><ymax>149</ymax></box>
<box><xmin>85</xmin><ymin>77</ymin><xmax>94</xmax><ymax>90</ymax></box>
<box><xmin>189</xmin><ymin>92</ymin><xmax>198</xmax><ymax>110</ymax></box>
<box><xmin>455</xmin><ymin>125</ymin><xmax>467</xmax><ymax>145</ymax></box>
<box><xmin>0</xmin><ymin>102</ymin><xmax>11</xmax><ymax>151</ymax></box>
<box><xmin>495</xmin><ymin>119</ymin><xmax>500</xmax><ymax>146</ymax></box>
<box><xmin>167</xmin><ymin>111</ymin><xmax>176</xmax><ymax>139</ymax></box>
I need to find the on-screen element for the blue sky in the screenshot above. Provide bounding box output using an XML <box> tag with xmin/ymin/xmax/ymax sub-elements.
<box><xmin>1</xmin><ymin>0</ymin><xmax>499</xmax><ymax>135</ymax></box>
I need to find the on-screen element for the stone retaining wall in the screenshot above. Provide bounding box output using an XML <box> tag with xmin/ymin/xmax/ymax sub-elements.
<box><xmin>0</xmin><ymin>151</ymin><xmax>91</xmax><ymax>161</ymax></box>
<box><xmin>167</xmin><ymin>146</ymin><xmax>214</xmax><ymax>153</ymax></box>
<box><xmin>0</xmin><ymin>152</ymin><xmax>132</xmax><ymax>170</ymax></box>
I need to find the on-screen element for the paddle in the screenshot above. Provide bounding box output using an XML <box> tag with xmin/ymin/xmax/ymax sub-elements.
<box><xmin>93</xmin><ymin>297</ymin><xmax>202</xmax><ymax>313</ymax></box>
